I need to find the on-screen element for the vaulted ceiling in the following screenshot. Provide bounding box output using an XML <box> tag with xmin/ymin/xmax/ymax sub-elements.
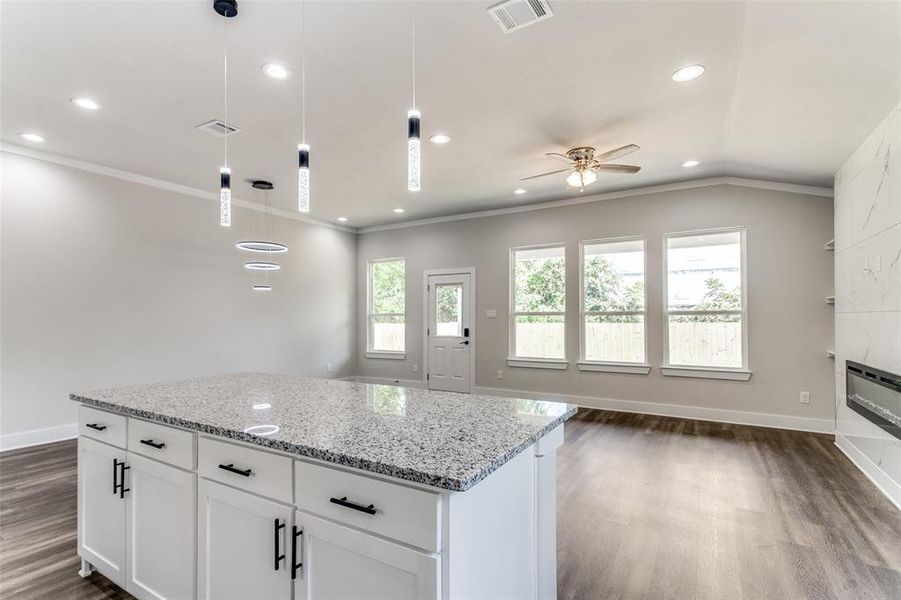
<box><xmin>2</xmin><ymin>1</ymin><xmax>899</xmax><ymax>227</ymax></box>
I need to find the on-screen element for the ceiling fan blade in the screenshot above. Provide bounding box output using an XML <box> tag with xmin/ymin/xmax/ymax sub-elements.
<box><xmin>545</xmin><ymin>152</ymin><xmax>573</xmax><ymax>163</ymax></box>
<box><xmin>594</xmin><ymin>144</ymin><xmax>640</xmax><ymax>163</ymax></box>
<box><xmin>520</xmin><ymin>168</ymin><xmax>571</xmax><ymax>181</ymax></box>
<box><xmin>595</xmin><ymin>163</ymin><xmax>641</xmax><ymax>174</ymax></box>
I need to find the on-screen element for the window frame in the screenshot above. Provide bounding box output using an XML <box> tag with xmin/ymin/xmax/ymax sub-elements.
<box><xmin>507</xmin><ymin>243</ymin><xmax>568</xmax><ymax>367</ymax></box>
<box><xmin>366</xmin><ymin>257</ymin><xmax>406</xmax><ymax>358</ymax></box>
<box><xmin>578</xmin><ymin>235</ymin><xmax>650</xmax><ymax>372</ymax></box>
<box><xmin>661</xmin><ymin>226</ymin><xmax>750</xmax><ymax>378</ymax></box>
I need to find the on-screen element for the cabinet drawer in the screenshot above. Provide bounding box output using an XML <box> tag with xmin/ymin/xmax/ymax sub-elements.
<box><xmin>127</xmin><ymin>418</ymin><xmax>195</xmax><ymax>470</ymax></box>
<box><xmin>294</xmin><ymin>461</ymin><xmax>440</xmax><ymax>553</ymax></box>
<box><xmin>79</xmin><ymin>405</ymin><xmax>127</xmax><ymax>448</ymax></box>
<box><xmin>198</xmin><ymin>437</ymin><xmax>292</xmax><ymax>503</ymax></box>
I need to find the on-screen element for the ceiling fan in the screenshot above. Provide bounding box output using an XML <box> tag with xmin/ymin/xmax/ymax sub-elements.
<box><xmin>521</xmin><ymin>144</ymin><xmax>642</xmax><ymax>188</ymax></box>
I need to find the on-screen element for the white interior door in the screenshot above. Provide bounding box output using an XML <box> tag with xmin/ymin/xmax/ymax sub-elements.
<box><xmin>427</xmin><ymin>273</ymin><xmax>472</xmax><ymax>393</ymax></box>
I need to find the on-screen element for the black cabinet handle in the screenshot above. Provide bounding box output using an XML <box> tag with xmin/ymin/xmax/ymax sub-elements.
<box><xmin>329</xmin><ymin>496</ymin><xmax>376</xmax><ymax>515</ymax></box>
<box><xmin>273</xmin><ymin>518</ymin><xmax>286</xmax><ymax>571</ymax></box>
<box><xmin>291</xmin><ymin>525</ymin><xmax>304</xmax><ymax>580</ymax></box>
<box><xmin>86</xmin><ymin>423</ymin><xmax>107</xmax><ymax>431</ymax></box>
<box><xmin>113</xmin><ymin>458</ymin><xmax>129</xmax><ymax>498</ymax></box>
<box><xmin>139</xmin><ymin>439</ymin><xmax>165</xmax><ymax>449</ymax></box>
<box><xmin>218</xmin><ymin>463</ymin><xmax>252</xmax><ymax>477</ymax></box>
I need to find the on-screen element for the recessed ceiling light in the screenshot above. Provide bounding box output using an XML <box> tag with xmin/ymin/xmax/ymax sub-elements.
<box><xmin>19</xmin><ymin>132</ymin><xmax>45</xmax><ymax>143</ymax></box>
<box><xmin>71</xmin><ymin>97</ymin><xmax>101</xmax><ymax>110</ymax></box>
<box><xmin>672</xmin><ymin>65</ymin><xmax>705</xmax><ymax>82</ymax></box>
<box><xmin>337</xmin><ymin>217</ymin><xmax>348</xmax><ymax>222</ymax></box>
<box><xmin>681</xmin><ymin>160</ymin><xmax>701</xmax><ymax>168</ymax></box>
<box><xmin>514</xmin><ymin>188</ymin><xmax>527</xmax><ymax>195</ymax></box>
<box><xmin>393</xmin><ymin>208</ymin><xmax>405</xmax><ymax>214</ymax></box>
<box><xmin>262</xmin><ymin>63</ymin><xmax>290</xmax><ymax>80</ymax></box>
<box><xmin>429</xmin><ymin>134</ymin><xmax>450</xmax><ymax>145</ymax></box>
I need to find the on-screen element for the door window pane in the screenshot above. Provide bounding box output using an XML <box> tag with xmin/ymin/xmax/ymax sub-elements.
<box><xmin>435</xmin><ymin>284</ymin><xmax>462</xmax><ymax>336</ymax></box>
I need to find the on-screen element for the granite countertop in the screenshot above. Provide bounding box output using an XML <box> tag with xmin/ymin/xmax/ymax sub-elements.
<box><xmin>71</xmin><ymin>373</ymin><xmax>577</xmax><ymax>491</ymax></box>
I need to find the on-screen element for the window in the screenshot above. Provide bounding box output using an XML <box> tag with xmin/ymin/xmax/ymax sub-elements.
<box><xmin>664</xmin><ymin>228</ymin><xmax>746</xmax><ymax>369</ymax></box>
<box><xmin>510</xmin><ymin>245</ymin><xmax>566</xmax><ymax>360</ymax></box>
<box><xmin>581</xmin><ymin>238</ymin><xmax>646</xmax><ymax>364</ymax></box>
<box><xmin>368</xmin><ymin>258</ymin><xmax>405</xmax><ymax>353</ymax></box>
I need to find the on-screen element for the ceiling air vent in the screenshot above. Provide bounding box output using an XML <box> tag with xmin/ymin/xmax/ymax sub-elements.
<box><xmin>195</xmin><ymin>119</ymin><xmax>241</xmax><ymax>137</ymax></box>
<box><xmin>488</xmin><ymin>0</ymin><xmax>553</xmax><ymax>33</ymax></box>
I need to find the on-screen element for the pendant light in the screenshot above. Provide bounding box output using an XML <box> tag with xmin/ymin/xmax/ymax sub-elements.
<box><xmin>297</xmin><ymin>0</ymin><xmax>311</xmax><ymax>212</ymax></box>
<box><xmin>240</xmin><ymin>180</ymin><xmax>286</xmax><ymax>291</ymax></box>
<box><xmin>214</xmin><ymin>0</ymin><xmax>237</xmax><ymax>226</ymax></box>
<box><xmin>407</xmin><ymin>18</ymin><xmax>420</xmax><ymax>192</ymax></box>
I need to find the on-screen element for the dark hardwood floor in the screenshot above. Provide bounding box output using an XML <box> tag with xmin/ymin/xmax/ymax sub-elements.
<box><xmin>1</xmin><ymin>408</ymin><xmax>899</xmax><ymax>599</ymax></box>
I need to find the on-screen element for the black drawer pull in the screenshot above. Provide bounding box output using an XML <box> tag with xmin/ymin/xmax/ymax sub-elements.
<box><xmin>330</xmin><ymin>496</ymin><xmax>376</xmax><ymax>515</ymax></box>
<box><xmin>218</xmin><ymin>463</ymin><xmax>252</xmax><ymax>477</ymax></box>
<box><xmin>113</xmin><ymin>459</ymin><xmax>130</xmax><ymax>499</ymax></box>
<box><xmin>139</xmin><ymin>439</ymin><xmax>166</xmax><ymax>449</ymax></box>
<box><xmin>86</xmin><ymin>423</ymin><xmax>107</xmax><ymax>431</ymax></box>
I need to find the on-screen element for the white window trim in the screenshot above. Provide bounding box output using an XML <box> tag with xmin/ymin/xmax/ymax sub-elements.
<box><xmin>508</xmin><ymin>243</ymin><xmax>568</xmax><ymax>365</ymax></box>
<box><xmin>661</xmin><ymin>226</ymin><xmax>750</xmax><ymax>378</ymax></box>
<box><xmin>578</xmin><ymin>235</ymin><xmax>648</xmax><ymax>371</ymax></box>
<box><xmin>366</xmin><ymin>257</ymin><xmax>406</xmax><ymax>355</ymax></box>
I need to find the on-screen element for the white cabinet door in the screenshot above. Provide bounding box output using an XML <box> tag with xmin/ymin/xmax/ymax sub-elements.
<box><xmin>294</xmin><ymin>511</ymin><xmax>439</xmax><ymax>600</ymax></box>
<box><xmin>125</xmin><ymin>453</ymin><xmax>196</xmax><ymax>600</ymax></box>
<box><xmin>198</xmin><ymin>479</ymin><xmax>293</xmax><ymax>600</ymax></box>
<box><xmin>78</xmin><ymin>436</ymin><xmax>127</xmax><ymax>587</ymax></box>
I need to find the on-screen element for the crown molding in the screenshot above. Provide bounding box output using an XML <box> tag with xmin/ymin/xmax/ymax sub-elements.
<box><xmin>0</xmin><ymin>143</ymin><xmax>357</xmax><ymax>234</ymax></box>
<box><xmin>358</xmin><ymin>176</ymin><xmax>833</xmax><ymax>234</ymax></box>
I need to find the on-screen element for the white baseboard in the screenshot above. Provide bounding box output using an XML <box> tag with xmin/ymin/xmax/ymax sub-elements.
<box><xmin>0</xmin><ymin>422</ymin><xmax>78</xmax><ymax>452</ymax></box>
<box><xmin>341</xmin><ymin>376</ymin><xmax>427</xmax><ymax>388</ymax></box>
<box><xmin>834</xmin><ymin>433</ymin><xmax>901</xmax><ymax>510</ymax></box>
<box><xmin>473</xmin><ymin>385</ymin><xmax>835</xmax><ymax>434</ymax></box>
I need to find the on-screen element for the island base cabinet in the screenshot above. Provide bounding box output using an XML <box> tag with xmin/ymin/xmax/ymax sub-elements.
<box><xmin>78</xmin><ymin>437</ymin><xmax>127</xmax><ymax>587</ymax></box>
<box><xmin>198</xmin><ymin>479</ymin><xmax>293</xmax><ymax>600</ymax></box>
<box><xmin>294</xmin><ymin>511</ymin><xmax>439</xmax><ymax>600</ymax></box>
<box><xmin>125</xmin><ymin>453</ymin><xmax>196</xmax><ymax>600</ymax></box>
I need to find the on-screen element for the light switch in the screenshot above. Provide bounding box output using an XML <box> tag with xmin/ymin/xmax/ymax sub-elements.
<box><xmin>486</xmin><ymin>309</ymin><xmax>497</xmax><ymax>319</ymax></box>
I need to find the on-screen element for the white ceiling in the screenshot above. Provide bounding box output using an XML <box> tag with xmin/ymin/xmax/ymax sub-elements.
<box><xmin>3</xmin><ymin>1</ymin><xmax>900</xmax><ymax>227</ymax></box>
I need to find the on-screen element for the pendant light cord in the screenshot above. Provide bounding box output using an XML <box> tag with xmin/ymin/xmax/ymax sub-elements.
<box><xmin>411</xmin><ymin>17</ymin><xmax>416</xmax><ymax>108</ymax></box>
<box><xmin>223</xmin><ymin>19</ymin><xmax>229</xmax><ymax>168</ymax></box>
<box><xmin>301</xmin><ymin>0</ymin><xmax>306</xmax><ymax>144</ymax></box>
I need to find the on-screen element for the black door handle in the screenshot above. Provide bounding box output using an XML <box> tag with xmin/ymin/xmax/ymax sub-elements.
<box><xmin>119</xmin><ymin>462</ymin><xmax>130</xmax><ymax>499</ymax></box>
<box><xmin>459</xmin><ymin>340</ymin><xmax>469</xmax><ymax>345</ymax></box>
<box><xmin>273</xmin><ymin>518</ymin><xmax>286</xmax><ymax>571</ymax></box>
<box><xmin>329</xmin><ymin>496</ymin><xmax>376</xmax><ymax>515</ymax></box>
<box><xmin>218</xmin><ymin>463</ymin><xmax>252</xmax><ymax>477</ymax></box>
<box><xmin>139</xmin><ymin>439</ymin><xmax>165</xmax><ymax>449</ymax></box>
<box><xmin>112</xmin><ymin>457</ymin><xmax>120</xmax><ymax>495</ymax></box>
<box><xmin>291</xmin><ymin>525</ymin><xmax>304</xmax><ymax>580</ymax></box>
<box><xmin>113</xmin><ymin>459</ymin><xmax>130</xmax><ymax>499</ymax></box>
<box><xmin>86</xmin><ymin>423</ymin><xmax>107</xmax><ymax>431</ymax></box>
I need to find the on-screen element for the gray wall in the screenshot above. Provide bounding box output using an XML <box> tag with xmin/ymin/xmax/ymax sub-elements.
<box><xmin>1</xmin><ymin>152</ymin><xmax>357</xmax><ymax>443</ymax></box>
<box><xmin>357</xmin><ymin>183</ymin><xmax>835</xmax><ymax>425</ymax></box>
<box><xmin>834</xmin><ymin>101</ymin><xmax>901</xmax><ymax>504</ymax></box>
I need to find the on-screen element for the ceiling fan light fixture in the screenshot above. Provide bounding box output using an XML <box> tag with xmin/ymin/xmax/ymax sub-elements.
<box><xmin>566</xmin><ymin>170</ymin><xmax>597</xmax><ymax>188</ymax></box>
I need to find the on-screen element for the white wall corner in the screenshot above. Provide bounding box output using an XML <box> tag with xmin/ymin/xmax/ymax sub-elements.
<box><xmin>835</xmin><ymin>433</ymin><xmax>901</xmax><ymax>510</ymax></box>
<box><xmin>0</xmin><ymin>422</ymin><xmax>78</xmax><ymax>452</ymax></box>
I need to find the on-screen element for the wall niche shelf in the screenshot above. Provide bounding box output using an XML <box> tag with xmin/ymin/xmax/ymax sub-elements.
<box><xmin>825</xmin><ymin>239</ymin><xmax>835</xmax><ymax>251</ymax></box>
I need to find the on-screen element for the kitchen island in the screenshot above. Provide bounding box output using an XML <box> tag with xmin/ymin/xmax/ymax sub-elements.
<box><xmin>72</xmin><ymin>373</ymin><xmax>577</xmax><ymax>600</ymax></box>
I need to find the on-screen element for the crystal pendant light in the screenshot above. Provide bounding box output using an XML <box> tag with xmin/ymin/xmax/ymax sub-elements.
<box><xmin>407</xmin><ymin>18</ymin><xmax>420</xmax><ymax>192</ymax></box>
<box><xmin>297</xmin><ymin>0</ymin><xmax>311</xmax><ymax>212</ymax></box>
<box><xmin>215</xmin><ymin>0</ymin><xmax>237</xmax><ymax>226</ymax></box>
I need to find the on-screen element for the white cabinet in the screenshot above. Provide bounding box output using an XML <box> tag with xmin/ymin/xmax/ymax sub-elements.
<box><xmin>294</xmin><ymin>511</ymin><xmax>439</xmax><ymax>600</ymax></box>
<box><xmin>125</xmin><ymin>452</ymin><xmax>196</xmax><ymax>600</ymax></box>
<box><xmin>197</xmin><ymin>478</ymin><xmax>294</xmax><ymax>600</ymax></box>
<box><xmin>78</xmin><ymin>436</ymin><xmax>127</xmax><ymax>587</ymax></box>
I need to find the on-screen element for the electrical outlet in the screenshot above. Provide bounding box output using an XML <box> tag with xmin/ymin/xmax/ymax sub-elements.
<box><xmin>497</xmin><ymin>369</ymin><xmax>504</xmax><ymax>380</ymax></box>
<box><xmin>413</xmin><ymin>363</ymin><xmax>419</xmax><ymax>373</ymax></box>
<box><xmin>326</xmin><ymin>363</ymin><xmax>332</xmax><ymax>373</ymax></box>
<box><xmin>486</xmin><ymin>309</ymin><xmax>497</xmax><ymax>319</ymax></box>
<box><xmin>799</xmin><ymin>391</ymin><xmax>810</xmax><ymax>405</ymax></box>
